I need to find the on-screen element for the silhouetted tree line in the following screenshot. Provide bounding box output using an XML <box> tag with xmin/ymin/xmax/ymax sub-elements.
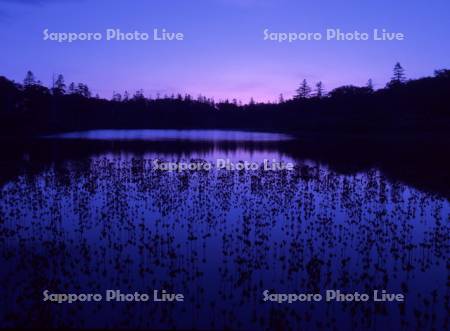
<box><xmin>0</xmin><ymin>64</ymin><xmax>449</xmax><ymax>136</ymax></box>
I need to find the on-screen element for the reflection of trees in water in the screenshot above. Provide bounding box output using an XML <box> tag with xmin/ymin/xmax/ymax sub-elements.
<box><xmin>0</xmin><ymin>158</ymin><xmax>448</xmax><ymax>330</ymax></box>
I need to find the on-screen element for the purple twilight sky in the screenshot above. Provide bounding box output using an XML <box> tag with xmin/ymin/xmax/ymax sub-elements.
<box><xmin>0</xmin><ymin>0</ymin><xmax>449</xmax><ymax>102</ymax></box>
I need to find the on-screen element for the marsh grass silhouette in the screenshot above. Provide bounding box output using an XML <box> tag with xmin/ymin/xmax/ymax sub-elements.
<box><xmin>0</xmin><ymin>144</ymin><xmax>448</xmax><ymax>330</ymax></box>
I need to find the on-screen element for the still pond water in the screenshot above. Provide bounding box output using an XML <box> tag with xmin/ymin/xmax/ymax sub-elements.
<box><xmin>0</xmin><ymin>130</ymin><xmax>448</xmax><ymax>330</ymax></box>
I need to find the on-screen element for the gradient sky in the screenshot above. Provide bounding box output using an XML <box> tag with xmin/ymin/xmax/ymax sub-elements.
<box><xmin>0</xmin><ymin>0</ymin><xmax>449</xmax><ymax>102</ymax></box>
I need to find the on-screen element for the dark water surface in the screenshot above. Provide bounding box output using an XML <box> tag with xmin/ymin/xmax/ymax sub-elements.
<box><xmin>0</xmin><ymin>130</ymin><xmax>448</xmax><ymax>330</ymax></box>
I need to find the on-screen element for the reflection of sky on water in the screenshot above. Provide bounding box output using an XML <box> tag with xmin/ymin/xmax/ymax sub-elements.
<box><xmin>46</xmin><ymin>129</ymin><xmax>294</xmax><ymax>142</ymax></box>
<box><xmin>0</xmin><ymin>133</ymin><xmax>448</xmax><ymax>330</ymax></box>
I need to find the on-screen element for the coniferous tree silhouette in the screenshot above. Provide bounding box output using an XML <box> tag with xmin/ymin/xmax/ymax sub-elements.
<box><xmin>52</xmin><ymin>74</ymin><xmax>66</xmax><ymax>95</ymax></box>
<box><xmin>68</xmin><ymin>82</ymin><xmax>76</xmax><ymax>94</ymax></box>
<box><xmin>112</xmin><ymin>91</ymin><xmax>122</xmax><ymax>102</ymax></box>
<box><xmin>295</xmin><ymin>79</ymin><xmax>311</xmax><ymax>99</ymax></box>
<box><xmin>23</xmin><ymin>71</ymin><xmax>36</xmax><ymax>87</ymax></box>
<box><xmin>133</xmin><ymin>89</ymin><xmax>145</xmax><ymax>100</ymax></box>
<box><xmin>315</xmin><ymin>82</ymin><xmax>324</xmax><ymax>98</ymax></box>
<box><xmin>434</xmin><ymin>69</ymin><xmax>450</xmax><ymax>78</ymax></box>
<box><xmin>366</xmin><ymin>79</ymin><xmax>374</xmax><ymax>92</ymax></box>
<box><xmin>387</xmin><ymin>63</ymin><xmax>406</xmax><ymax>87</ymax></box>
<box><xmin>76</xmin><ymin>83</ymin><xmax>91</xmax><ymax>98</ymax></box>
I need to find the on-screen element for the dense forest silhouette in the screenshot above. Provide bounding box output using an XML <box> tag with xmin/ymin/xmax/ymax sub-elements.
<box><xmin>0</xmin><ymin>63</ymin><xmax>449</xmax><ymax>137</ymax></box>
